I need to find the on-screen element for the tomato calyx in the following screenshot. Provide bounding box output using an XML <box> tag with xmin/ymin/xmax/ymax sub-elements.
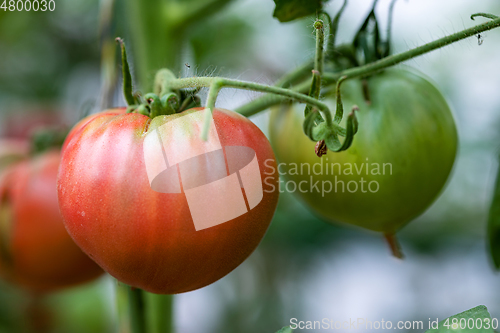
<box><xmin>302</xmin><ymin>71</ymin><xmax>359</xmax><ymax>154</ymax></box>
<box><xmin>306</xmin><ymin>106</ymin><xmax>358</xmax><ymax>153</ymax></box>
<box><xmin>116</xmin><ymin>38</ymin><xmax>202</xmax><ymax>119</ymax></box>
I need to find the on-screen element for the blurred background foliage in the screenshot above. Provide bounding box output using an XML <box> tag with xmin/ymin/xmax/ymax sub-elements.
<box><xmin>1</xmin><ymin>0</ymin><xmax>500</xmax><ymax>332</ymax></box>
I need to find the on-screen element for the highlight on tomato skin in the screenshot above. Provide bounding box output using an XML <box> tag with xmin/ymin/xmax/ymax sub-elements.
<box><xmin>57</xmin><ymin>107</ymin><xmax>280</xmax><ymax>294</ymax></box>
<box><xmin>0</xmin><ymin>150</ymin><xmax>104</xmax><ymax>293</ymax></box>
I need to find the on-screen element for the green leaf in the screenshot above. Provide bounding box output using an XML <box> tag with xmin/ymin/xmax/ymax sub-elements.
<box><xmin>426</xmin><ymin>305</ymin><xmax>493</xmax><ymax>333</ymax></box>
<box><xmin>488</xmin><ymin>154</ymin><xmax>500</xmax><ymax>269</ymax></box>
<box><xmin>272</xmin><ymin>0</ymin><xmax>327</xmax><ymax>23</ymax></box>
<box><xmin>275</xmin><ymin>326</ymin><xmax>293</xmax><ymax>333</ymax></box>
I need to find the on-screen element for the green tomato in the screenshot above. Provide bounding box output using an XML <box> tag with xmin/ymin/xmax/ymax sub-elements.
<box><xmin>269</xmin><ymin>69</ymin><xmax>458</xmax><ymax>233</ymax></box>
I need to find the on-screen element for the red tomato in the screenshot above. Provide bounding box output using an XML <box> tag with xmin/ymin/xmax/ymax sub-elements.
<box><xmin>57</xmin><ymin>107</ymin><xmax>279</xmax><ymax>294</ymax></box>
<box><xmin>1</xmin><ymin>110</ymin><xmax>64</xmax><ymax>140</ymax></box>
<box><xmin>0</xmin><ymin>150</ymin><xmax>103</xmax><ymax>292</ymax></box>
<box><xmin>0</xmin><ymin>139</ymin><xmax>29</xmax><ymax>171</ymax></box>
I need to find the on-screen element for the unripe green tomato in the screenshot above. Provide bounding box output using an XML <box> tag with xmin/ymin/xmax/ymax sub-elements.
<box><xmin>269</xmin><ymin>69</ymin><xmax>458</xmax><ymax>233</ymax></box>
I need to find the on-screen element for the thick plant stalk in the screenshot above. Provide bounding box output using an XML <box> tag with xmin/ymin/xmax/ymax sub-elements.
<box><xmin>128</xmin><ymin>286</ymin><xmax>146</xmax><ymax>333</ymax></box>
<box><xmin>124</xmin><ymin>0</ymin><xmax>235</xmax><ymax>91</ymax></box>
<box><xmin>123</xmin><ymin>0</ymin><xmax>182</xmax><ymax>91</ymax></box>
<box><xmin>146</xmin><ymin>293</ymin><xmax>174</xmax><ymax>333</ymax></box>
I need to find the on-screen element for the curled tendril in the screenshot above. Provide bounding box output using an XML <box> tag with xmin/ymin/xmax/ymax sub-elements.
<box><xmin>471</xmin><ymin>13</ymin><xmax>499</xmax><ymax>21</ymax></box>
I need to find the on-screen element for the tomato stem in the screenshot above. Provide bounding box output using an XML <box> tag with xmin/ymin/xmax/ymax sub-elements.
<box><xmin>303</xmin><ymin>17</ymin><xmax>325</xmax><ymax>120</ymax></box>
<box><xmin>146</xmin><ymin>293</ymin><xmax>175</xmax><ymax>333</ymax></box>
<box><xmin>154</xmin><ymin>69</ymin><xmax>179</xmax><ymax>98</ymax></box>
<box><xmin>471</xmin><ymin>13</ymin><xmax>499</xmax><ymax>20</ymax></box>
<box><xmin>313</xmin><ymin>19</ymin><xmax>325</xmax><ymax>76</ymax></box>
<box><xmin>236</xmin><ymin>80</ymin><xmax>311</xmax><ymax>117</ymax></box>
<box><xmin>235</xmin><ymin>13</ymin><xmax>500</xmax><ymax>117</ymax></box>
<box><xmin>127</xmin><ymin>286</ymin><xmax>147</xmax><ymax>333</ymax></box>
<box><xmin>274</xmin><ymin>61</ymin><xmax>313</xmax><ymax>88</ymax></box>
<box><xmin>166</xmin><ymin>76</ymin><xmax>334</xmax><ymax>136</ymax></box>
<box><xmin>323</xmin><ymin>14</ymin><xmax>500</xmax><ymax>83</ymax></box>
<box><xmin>384</xmin><ymin>233</ymin><xmax>404</xmax><ymax>259</ymax></box>
<box><xmin>201</xmin><ymin>80</ymin><xmax>223</xmax><ymax>140</ymax></box>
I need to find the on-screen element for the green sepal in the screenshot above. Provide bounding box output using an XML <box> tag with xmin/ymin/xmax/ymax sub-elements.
<box><xmin>307</xmin><ymin>107</ymin><xmax>358</xmax><ymax>153</ymax></box>
<box><xmin>324</xmin><ymin>133</ymin><xmax>342</xmax><ymax>151</ymax></box>
<box><xmin>303</xmin><ymin>110</ymin><xmax>320</xmax><ymax>141</ymax></box>
<box><xmin>136</xmin><ymin>104</ymin><xmax>150</xmax><ymax>117</ymax></box>
<box><xmin>160</xmin><ymin>93</ymin><xmax>179</xmax><ymax>115</ymax></box>
<box><xmin>334</xmin><ymin>90</ymin><xmax>344</xmax><ymax>123</ymax></box>
<box><xmin>116</xmin><ymin>38</ymin><xmax>137</xmax><ymax>106</ymax></box>
<box><xmin>144</xmin><ymin>93</ymin><xmax>163</xmax><ymax>118</ymax></box>
<box><xmin>334</xmin><ymin>109</ymin><xmax>358</xmax><ymax>152</ymax></box>
<box><xmin>126</xmin><ymin>105</ymin><xmax>139</xmax><ymax>113</ymax></box>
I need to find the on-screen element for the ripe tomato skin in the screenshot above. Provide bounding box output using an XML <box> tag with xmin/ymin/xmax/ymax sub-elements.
<box><xmin>0</xmin><ymin>151</ymin><xmax>103</xmax><ymax>292</ymax></box>
<box><xmin>269</xmin><ymin>69</ymin><xmax>458</xmax><ymax>233</ymax></box>
<box><xmin>58</xmin><ymin>107</ymin><xmax>279</xmax><ymax>294</ymax></box>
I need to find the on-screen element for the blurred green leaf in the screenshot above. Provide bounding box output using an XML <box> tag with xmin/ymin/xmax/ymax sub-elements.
<box><xmin>0</xmin><ymin>0</ymin><xmax>100</xmax><ymax>104</ymax></box>
<box><xmin>426</xmin><ymin>306</ymin><xmax>493</xmax><ymax>333</ymax></box>
<box><xmin>488</xmin><ymin>155</ymin><xmax>500</xmax><ymax>269</ymax></box>
<box><xmin>272</xmin><ymin>0</ymin><xmax>326</xmax><ymax>22</ymax></box>
<box><xmin>189</xmin><ymin>16</ymin><xmax>254</xmax><ymax>72</ymax></box>
<box><xmin>276</xmin><ymin>326</ymin><xmax>294</xmax><ymax>333</ymax></box>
